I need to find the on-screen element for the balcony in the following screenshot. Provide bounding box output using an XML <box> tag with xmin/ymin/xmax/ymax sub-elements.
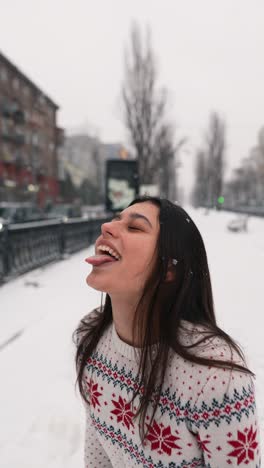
<box><xmin>1</xmin><ymin>131</ymin><xmax>25</xmax><ymax>145</ymax></box>
<box><xmin>1</xmin><ymin>102</ymin><xmax>25</xmax><ymax>124</ymax></box>
<box><xmin>56</xmin><ymin>127</ymin><xmax>64</xmax><ymax>147</ymax></box>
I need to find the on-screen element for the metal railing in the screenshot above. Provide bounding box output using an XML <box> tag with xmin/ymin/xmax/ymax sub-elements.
<box><xmin>201</xmin><ymin>203</ymin><xmax>264</xmax><ymax>218</ymax></box>
<box><xmin>0</xmin><ymin>215</ymin><xmax>110</xmax><ymax>284</ymax></box>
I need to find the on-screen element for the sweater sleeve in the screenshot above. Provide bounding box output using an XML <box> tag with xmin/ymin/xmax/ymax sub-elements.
<box><xmin>84</xmin><ymin>405</ymin><xmax>113</xmax><ymax>468</ymax></box>
<box><xmin>188</xmin><ymin>366</ymin><xmax>261</xmax><ymax>467</ymax></box>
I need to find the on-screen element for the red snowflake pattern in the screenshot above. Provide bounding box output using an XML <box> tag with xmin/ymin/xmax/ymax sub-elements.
<box><xmin>146</xmin><ymin>420</ymin><xmax>181</xmax><ymax>456</ymax></box>
<box><xmin>86</xmin><ymin>379</ymin><xmax>102</xmax><ymax>408</ymax></box>
<box><xmin>227</xmin><ymin>424</ymin><xmax>258</xmax><ymax>465</ymax></box>
<box><xmin>196</xmin><ymin>434</ymin><xmax>211</xmax><ymax>454</ymax></box>
<box><xmin>111</xmin><ymin>396</ymin><xmax>135</xmax><ymax>429</ymax></box>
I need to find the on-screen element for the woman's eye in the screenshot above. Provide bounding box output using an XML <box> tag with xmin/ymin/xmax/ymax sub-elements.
<box><xmin>128</xmin><ymin>226</ymin><xmax>141</xmax><ymax>231</ymax></box>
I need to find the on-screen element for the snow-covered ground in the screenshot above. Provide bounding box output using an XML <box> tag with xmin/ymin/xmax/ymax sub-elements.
<box><xmin>0</xmin><ymin>207</ymin><xmax>263</xmax><ymax>467</ymax></box>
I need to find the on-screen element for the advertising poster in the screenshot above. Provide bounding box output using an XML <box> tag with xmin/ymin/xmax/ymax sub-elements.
<box><xmin>105</xmin><ymin>160</ymin><xmax>139</xmax><ymax>212</ymax></box>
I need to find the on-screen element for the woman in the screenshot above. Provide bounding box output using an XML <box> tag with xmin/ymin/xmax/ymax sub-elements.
<box><xmin>74</xmin><ymin>197</ymin><xmax>260</xmax><ymax>467</ymax></box>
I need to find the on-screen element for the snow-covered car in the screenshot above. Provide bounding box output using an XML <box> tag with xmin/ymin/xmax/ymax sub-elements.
<box><xmin>227</xmin><ymin>215</ymin><xmax>249</xmax><ymax>233</ymax></box>
<box><xmin>0</xmin><ymin>202</ymin><xmax>46</xmax><ymax>224</ymax></box>
<box><xmin>45</xmin><ymin>204</ymin><xmax>82</xmax><ymax>222</ymax></box>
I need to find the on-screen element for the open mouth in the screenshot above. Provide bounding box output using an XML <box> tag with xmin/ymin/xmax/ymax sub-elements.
<box><xmin>85</xmin><ymin>244</ymin><xmax>121</xmax><ymax>267</ymax></box>
<box><xmin>97</xmin><ymin>245</ymin><xmax>121</xmax><ymax>261</ymax></box>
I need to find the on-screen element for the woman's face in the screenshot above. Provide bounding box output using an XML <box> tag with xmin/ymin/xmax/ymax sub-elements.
<box><xmin>86</xmin><ymin>202</ymin><xmax>160</xmax><ymax>297</ymax></box>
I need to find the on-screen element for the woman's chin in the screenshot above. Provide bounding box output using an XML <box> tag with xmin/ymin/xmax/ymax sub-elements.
<box><xmin>86</xmin><ymin>273</ymin><xmax>98</xmax><ymax>288</ymax></box>
<box><xmin>86</xmin><ymin>273</ymin><xmax>108</xmax><ymax>292</ymax></box>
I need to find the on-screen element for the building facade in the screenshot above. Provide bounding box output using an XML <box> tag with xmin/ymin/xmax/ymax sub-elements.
<box><xmin>59</xmin><ymin>135</ymin><xmax>130</xmax><ymax>203</ymax></box>
<box><xmin>0</xmin><ymin>51</ymin><xmax>63</xmax><ymax>206</ymax></box>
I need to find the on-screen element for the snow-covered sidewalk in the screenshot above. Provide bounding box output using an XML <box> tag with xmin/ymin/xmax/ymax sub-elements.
<box><xmin>0</xmin><ymin>245</ymin><xmax>101</xmax><ymax>468</ymax></box>
<box><xmin>0</xmin><ymin>208</ymin><xmax>263</xmax><ymax>467</ymax></box>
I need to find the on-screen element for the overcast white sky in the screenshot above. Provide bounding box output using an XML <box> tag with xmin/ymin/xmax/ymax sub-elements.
<box><xmin>1</xmin><ymin>0</ymin><xmax>264</xmax><ymax>198</ymax></box>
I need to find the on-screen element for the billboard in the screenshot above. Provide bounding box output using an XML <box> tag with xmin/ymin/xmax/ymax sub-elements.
<box><xmin>105</xmin><ymin>159</ymin><xmax>139</xmax><ymax>212</ymax></box>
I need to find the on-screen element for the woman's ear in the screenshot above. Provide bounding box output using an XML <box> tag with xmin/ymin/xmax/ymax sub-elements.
<box><xmin>164</xmin><ymin>259</ymin><xmax>177</xmax><ymax>283</ymax></box>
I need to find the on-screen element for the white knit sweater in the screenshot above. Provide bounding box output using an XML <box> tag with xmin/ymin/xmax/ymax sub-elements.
<box><xmin>78</xmin><ymin>312</ymin><xmax>261</xmax><ymax>467</ymax></box>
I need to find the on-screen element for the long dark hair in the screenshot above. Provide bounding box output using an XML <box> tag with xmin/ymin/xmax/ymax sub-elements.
<box><xmin>74</xmin><ymin>196</ymin><xmax>254</xmax><ymax>442</ymax></box>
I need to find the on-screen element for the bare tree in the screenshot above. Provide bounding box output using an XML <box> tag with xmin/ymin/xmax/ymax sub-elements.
<box><xmin>155</xmin><ymin>123</ymin><xmax>185</xmax><ymax>199</ymax></box>
<box><xmin>252</xmin><ymin>128</ymin><xmax>264</xmax><ymax>204</ymax></box>
<box><xmin>224</xmin><ymin>126</ymin><xmax>264</xmax><ymax>208</ymax></box>
<box><xmin>204</xmin><ymin>112</ymin><xmax>226</xmax><ymax>207</ymax></box>
<box><xmin>122</xmin><ymin>23</ymin><xmax>181</xmax><ymax>192</ymax></box>
<box><xmin>191</xmin><ymin>150</ymin><xmax>208</xmax><ymax>207</ymax></box>
<box><xmin>91</xmin><ymin>141</ymin><xmax>104</xmax><ymax>203</ymax></box>
<box><xmin>224</xmin><ymin>164</ymin><xmax>257</xmax><ymax>207</ymax></box>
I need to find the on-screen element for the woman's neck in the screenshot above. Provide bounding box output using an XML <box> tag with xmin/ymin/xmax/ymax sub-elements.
<box><xmin>109</xmin><ymin>292</ymin><xmax>158</xmax><ymax>347</ymax></box>
<box><xmin>110</xmin><ymin>293</ymin><xmax>142</xmax><ymax>346</ymax></box>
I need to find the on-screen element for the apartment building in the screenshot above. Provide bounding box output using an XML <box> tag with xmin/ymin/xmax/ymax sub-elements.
<box><xmin>0</xmin><ymin>51</ymin><xmax>63</xmax><ymax>206</ymax></box>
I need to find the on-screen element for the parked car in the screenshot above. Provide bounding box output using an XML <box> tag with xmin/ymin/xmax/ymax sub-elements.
<box><xmin>0</xmin><ymin>202</ymin><xmax>46</xmax><ymax>224</ymax></box>
<box><xmin>81</xmin><ymin>204</ymin><xmax>107</xmax><ymax>219</ymax></box>
<box><xmin>227</xmin><ymin>215</ymin><xmax>249</xmax><ymax>233</ymax></box>
<box><xmin>45</xmin><ymin>204</ymin><xmax>82</xmax><ymax>222</ymax></box>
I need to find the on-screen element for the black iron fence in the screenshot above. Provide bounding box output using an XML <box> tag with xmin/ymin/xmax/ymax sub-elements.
<box><xmin>202</xmin><ymin>203</ymin><xmax>264</xmax><ymax>218</ymax></box>
<box><xmin>220</xmin><ymin>205</ymin><xmax>264</xmax><ymax>217</ymax></box>
<box><xmin>0</xmin><ymin>216</ymin><xmax>110</xmax><ymax>284</ymax></box>
<box><xmin>1</xmin><ymin>204</ymin><xmax>262</xmax><ymax>285</ymax></box>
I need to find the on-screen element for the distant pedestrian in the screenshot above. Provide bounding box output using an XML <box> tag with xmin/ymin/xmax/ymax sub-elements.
<box><xmin>74</xmin><ymin>196</ymin><xmax>260</xmax><ymax>467</ymax></box>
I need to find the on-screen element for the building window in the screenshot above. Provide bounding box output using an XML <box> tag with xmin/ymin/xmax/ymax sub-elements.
<box><xmin>0</xmin><ymin>67</ymin><xmax>8</xmax><ymax>82</ymax></box>
<box><xmin>32</xmin><ymin>133</ymin><xmax>39</xmax><ymax>146</ymax></box>
<box><xmin>23</xmin><ymin>153</ymin><xmax>29</xmax><ymax>165</ymax></box>
<box><xmin>23</xmin><ymin>85</ymin><xmax>30</xmax><ymax>97</ymax></box>
<box><xmin>48</xmin><ymin>107</ymin><xmax>54</xmax><ymax>120</ymax></box>
<box><xmin>13</xmin><ymin>78</ymin><xmax>20</xmax><ymax>90</ymax></box>
<box><xmin>24</xmin><ymin>130</ymin><xmax>31</xmax><ymax>145</ymax></box>
<box><xmin>38</xmin><ymin>94</ymin><xmax>45</xmax><ymax>106</ymax></box>
<box><xmin>2</xmin><ymin>119</ymin><xmax>10</xmax><ymax>135</ymax></box>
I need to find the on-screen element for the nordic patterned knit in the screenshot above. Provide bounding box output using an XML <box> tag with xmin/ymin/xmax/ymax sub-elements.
<box><xmin>78</xmin><ymin>311</ymin><xmax>261</xmax><ymax>467</ymax></box>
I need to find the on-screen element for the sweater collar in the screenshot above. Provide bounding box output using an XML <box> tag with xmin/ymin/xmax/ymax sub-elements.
<box><xmin>111</xmin><ymin>322</ymin><xmax>141</xmax><ymax>361</ymax></box>
<box><xmin>111</xmin><ymin>319</ymin><xmax>197</xmax><ymax>361</ymax></box>
<box><xmin>111</xmin><ymin>322</ymin><xmax>159</xmax><ymax>362</ymax></box>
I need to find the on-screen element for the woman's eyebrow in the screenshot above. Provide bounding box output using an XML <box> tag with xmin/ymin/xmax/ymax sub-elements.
<box><xmin>115</xmin><ymin>212</ymin><xmax>153</xmax><ymax>228</ymax></box>
<box><xmin>129</xmin><ymin>212</ymin><xmax>153</xmax><ymax>228</ymax></box>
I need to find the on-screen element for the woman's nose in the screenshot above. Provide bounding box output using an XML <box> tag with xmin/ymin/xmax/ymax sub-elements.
<box><xmin>101</xmin><ymin>220</ymin><xmax>118</xmax><ymax>237</ymax></box>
